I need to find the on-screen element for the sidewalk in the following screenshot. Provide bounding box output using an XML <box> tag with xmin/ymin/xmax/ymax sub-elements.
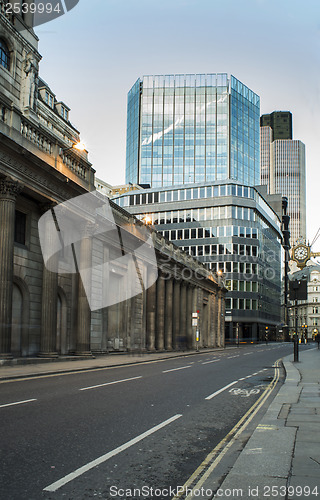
<box><xmin>0</xmin><ymin>347</ymin><xmax>229</xmax><ymax>381</ymax></box>
<box><xmin>210</xmin><ymin>347</ymin><xmax>320</xmax><ymax>499</ymax></box>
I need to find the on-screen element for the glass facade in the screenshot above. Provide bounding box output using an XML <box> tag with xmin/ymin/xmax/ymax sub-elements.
<box><xmin>126</xmin><ymin>74</ymin><xmax>260</xmax><ymax>188</ymax></box>
<box><xmin>260</xmin><ymin>124</ymin><xmax>306</xmax><ymax>245</ymax></box>
<box><xmin>113</xmin><ymin>181</ymin><xmax>282</xmax><ymax>339</ymax></box>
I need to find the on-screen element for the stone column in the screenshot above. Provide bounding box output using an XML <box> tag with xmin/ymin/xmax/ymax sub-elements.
<box><xmin>173</xmin><ymin>279</ymin><xmax>180</xmax><ymax>349</ymax></box>
<box><xmin>212</xmin><ymin>291</ymin><xmax>218</xmax><ymax>347</ymax></box>
<box><xmin>186</xmin><ymin>285</ymin><xmax>193</xmax><ymax>349</ymax></box>
<box><xmin>192</xmin><ymin>287</ymin><xmax>198</xmax><ymax>349</ymax></box>
<box><xmin>39</xmin><ymin>202</ymin><xmax>59</xmax><ymax>357</ymax></box>
<box><xmin>146</xmin><ymin>266</ymin><xmax>157</xmax><ymax>351</ymax></box>
<box><xmin>75</xmin><ymin>225</ymin><xmax>93</xmax><ymax>356</ymax></box>
<box><xmin>165</xmin><ymin>276</ymin><xmax>173</xmax><ymax>351</ymax></box>
<box><xmin>220</xmin><ymin>292</ymin><xmax>225</xmax><ymax>347</ymax></box>
<box><xmin>0</xmin><ymin>178</ymin><xmax>22</xmax><ymax>358</ymax></box>
<box><xmin>217</xmin><ymin>291</ymin><xmax>222</xmax><ymax>347</ymax></box>
<box><xmin>156</xmin><ymin>273</ymin><xmax>165</xmax><ymax>350</ymax></box>
<box><xmin>207</xmin><ymin>295</ymin><xmax>213</xmax><ymax>348</ymax></box>
<box><xmin>180</xmin><ymin>282</ymin><xmax>187</xmax><ymax>349</ymax></box>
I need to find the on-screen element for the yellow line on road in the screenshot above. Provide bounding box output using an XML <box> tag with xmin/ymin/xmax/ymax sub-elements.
<box><xmin>172</xmin><ymin>360</ymin><xmax>281</xmax><ymax>500</ymax></box>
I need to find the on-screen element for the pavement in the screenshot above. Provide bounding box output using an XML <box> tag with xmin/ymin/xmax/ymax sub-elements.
<box><xmin>0</xmin><ymin>347</ymin><xmax>225</xmax><ymax>380</ymax></box>
<box><xmin>210</xmin><ymin>346</ymin><xmax>320</xmax><ymax>500</ymax></box>
<box><xmin>1</xmin><ymin>344</ymin><xmax>319</xmax><ymax>499</ymax></box>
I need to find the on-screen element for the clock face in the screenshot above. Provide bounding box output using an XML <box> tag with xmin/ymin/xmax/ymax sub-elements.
<box><xmin>293</xmin><ymin>245</ymin><xmax>308</xmax><ymax>261</ymax></box>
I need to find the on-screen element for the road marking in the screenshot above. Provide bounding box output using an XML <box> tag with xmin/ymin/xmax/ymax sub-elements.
<box><xmin>173</xmin><ymin>361</ymin><xmax>281</xmax><ymax>499</ymax></box>
<box><xmin>43</xmin><ymin>414</ymin><xmax>182</xmax><ymax>492</ymax></box>
<box><xmin>229</xmin><ymin>387</ymin><xmax>261</xmax><ymax>397</ymax></box>
<box><xmin>162</xmin><ymin>366</ymin><xmax>192</xmax><ymax>373</ymax></box>
<box><xmin>202</xmin><ymin>359</ymin><xmax>220</xmax><ymax>365</ymax></box>
<box><xmin>0</xmin><ymin>398</ymin><xmax>37</xmax><ymax>409</ymax></box>
<box><xmin>244</xmin><ymin>352</ymin><xmax>253</xmax><ymax>356</ymax></box>
<box><xmin>205</xmin><ymin>380</ymin><xmax>238</xmax><ymax>400</ymax></box>
<box><xmin>79</xmin><ymin>376</ymin><xmax>142</xmax><ymax>391</ymax></box>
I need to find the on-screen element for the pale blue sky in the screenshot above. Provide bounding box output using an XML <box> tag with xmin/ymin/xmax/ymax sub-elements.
<box><xmin>36</xmin><ymin>0</ymin><xmax>320</xmax><ymax>250</ymax></box>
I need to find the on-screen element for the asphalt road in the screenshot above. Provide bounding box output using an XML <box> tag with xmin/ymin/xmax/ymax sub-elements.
<box><xmin>0</xmin><ymin>343</ymin><xmax>312</xmax><ymax>500</ymax></box>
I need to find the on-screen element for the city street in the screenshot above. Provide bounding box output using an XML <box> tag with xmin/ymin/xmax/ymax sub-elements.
<box><xmin>0</xmin><ymin>343</ymin><xmax>312</xmax><ymax>500</ymax></box>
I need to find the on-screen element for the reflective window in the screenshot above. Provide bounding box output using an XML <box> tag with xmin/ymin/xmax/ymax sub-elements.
<box><xmin>0</xmin><ymin>40</ymin><xmax>10</xmax><ymax>70</ymax></box>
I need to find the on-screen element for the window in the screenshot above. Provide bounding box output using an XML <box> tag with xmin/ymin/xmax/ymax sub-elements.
<box><xmin>0</xmin><ymin>40</ymin><xmax>10</xmax><ymax>70</ymax></box>
<box><xmin>14</xmin><ymin>211</ymin><xmax>26</xmax><ymax>245</ymax></box>
<box><xmin>61</xmin><ymin>106</ymin><xmax>68</xmax><ymax>121</ymax></box>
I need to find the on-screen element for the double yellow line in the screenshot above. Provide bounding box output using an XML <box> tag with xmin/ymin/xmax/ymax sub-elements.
<box><xmin>172</xmin><ymin>360</ymin><xmax>281</xmax><ymax>500</ymax></box>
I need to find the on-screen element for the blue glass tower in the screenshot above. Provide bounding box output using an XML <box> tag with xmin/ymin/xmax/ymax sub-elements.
<box><xmin>126</xmin><ymin>74</ymin><xmax>260</xmax><ymax>188</ymax></box>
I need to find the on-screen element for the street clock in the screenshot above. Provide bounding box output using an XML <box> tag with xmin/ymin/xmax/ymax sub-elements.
<box><xmin>291</xmin><ymin>243</ymin><xmax>310</xmax><ymax>268</ymax></box>
<box><xmin>291</xmin><ymin>241</ymin><xmax>320</xmax><ymax>269</ymax></box>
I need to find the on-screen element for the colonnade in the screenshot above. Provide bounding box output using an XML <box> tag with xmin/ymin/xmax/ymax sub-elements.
<box><xmin>145</xmin><ymin>270</ymin><xmax>224</xmax><ymax>352</ymax></box>
<box><xmin>0</xmin><ymin>177</ymin><xmax>226</xmax><ymax>358</ymax></box>
<box><xmin>0</xmin><ymin>178</ymin><xmax>92</xmax><ymax>358</ymax></box>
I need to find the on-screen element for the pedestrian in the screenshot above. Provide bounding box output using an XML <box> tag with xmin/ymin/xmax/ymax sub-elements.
<box><xmin>315</xmin><ymin>333</ymin><xmax>320</xmax><ymax>349</ymax></box>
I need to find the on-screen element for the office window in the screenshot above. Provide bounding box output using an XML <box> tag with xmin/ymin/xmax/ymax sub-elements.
<box><xmin>14</xmin><ymin>211</ymin><xmax>26</xmax><ymax>245</ymax></box>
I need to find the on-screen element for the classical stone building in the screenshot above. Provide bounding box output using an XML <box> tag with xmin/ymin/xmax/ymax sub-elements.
<box><xmin>288</xmin><ymin>264</ymin><xmax>320</xmax><ymax>342</ymax></box>
<box><xmin>0</xmin><ymin>6</ymin><xmax>225</xmax><ymax>358</ymax></box>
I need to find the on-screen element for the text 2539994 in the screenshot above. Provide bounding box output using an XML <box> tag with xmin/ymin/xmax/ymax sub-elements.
<box><xmin>5</xmin><ymin>2</ymin><xmax>62</xmax><ymax>16</ymax></box>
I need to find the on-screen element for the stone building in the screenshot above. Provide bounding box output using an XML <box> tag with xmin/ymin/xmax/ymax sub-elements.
<box><xmin>288</xmin><ymin>264</ymin><xmax>320</xmax><ymax>341</ymax></box>
<box><xmin>0</xmin><ymin>6</ymin><xmax>225</xmax><ymax>358</ymax></box>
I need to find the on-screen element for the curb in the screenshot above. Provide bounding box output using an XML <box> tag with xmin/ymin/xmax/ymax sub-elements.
<box><xmin>0</xmin><ymin>347</ymin><xmax>235</xmax><ymax>381</ymax></box>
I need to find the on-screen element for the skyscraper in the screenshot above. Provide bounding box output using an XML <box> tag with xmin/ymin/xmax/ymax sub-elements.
<box><xmin>260</xmin><ymin>111</ymin><xmax>292</xmax><ymax>141</ymax></box>
<box><xmin>126</xmin><ymin>74</ymin><xmax>260</xmax><ymax>188</ymax></box>
<box><xmin>260</xmin><ymin>112</ymin><xmax>306</xmax><ymax>245</ymax></box>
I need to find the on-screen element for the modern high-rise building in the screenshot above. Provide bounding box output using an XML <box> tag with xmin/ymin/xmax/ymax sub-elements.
<box><xmin>260</xmin><ymin>111</ymin><xmax>292</xmax><ymax>141</ymax></box>
<box><xmin>113</xmin><ymin>181</ymin><xmax>283</xmax><ymax>341</ymax></box>
<box><xmin>260</xmin><ymin>112</ymin><xmax>306</xmax><ymax>245</ymax></box>
<box><xmin>126</xmin><ymin>74</ymin><xmax>260</xmax><ymax>188</ymax></box>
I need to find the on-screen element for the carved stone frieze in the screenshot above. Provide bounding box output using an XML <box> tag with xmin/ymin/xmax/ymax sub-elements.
<box><xmin>0</xmin><ymin>150</ymin><xmax>79</xmax><ymax>200</ymax></box>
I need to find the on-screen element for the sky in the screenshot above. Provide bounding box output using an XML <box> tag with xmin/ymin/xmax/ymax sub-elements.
<box><xmin>35</xmin><ymin>0</ymin><xmax>320</xmax><ymax>252</ymax></box>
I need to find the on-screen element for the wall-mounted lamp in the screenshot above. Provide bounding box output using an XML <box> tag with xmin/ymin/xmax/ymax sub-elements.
<box><xmin>60</xmin><ymin>141</ymin><xmax>86</xmax><ymax>155</ymax></box>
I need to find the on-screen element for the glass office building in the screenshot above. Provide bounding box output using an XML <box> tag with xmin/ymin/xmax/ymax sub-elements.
<box><xmin>113</xmin><ymin>181</ymin><xmax>282</xmax><ymax>341</ymax></box>
<box><xmin>126</xmin><ymin>74</ymin><xmax>260</xmax><ymax>188</ymax></box>
<box><xmin>260</xmin><ymin>114</ymin><xmax>306</xmax><ymax>246</ymax></box>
